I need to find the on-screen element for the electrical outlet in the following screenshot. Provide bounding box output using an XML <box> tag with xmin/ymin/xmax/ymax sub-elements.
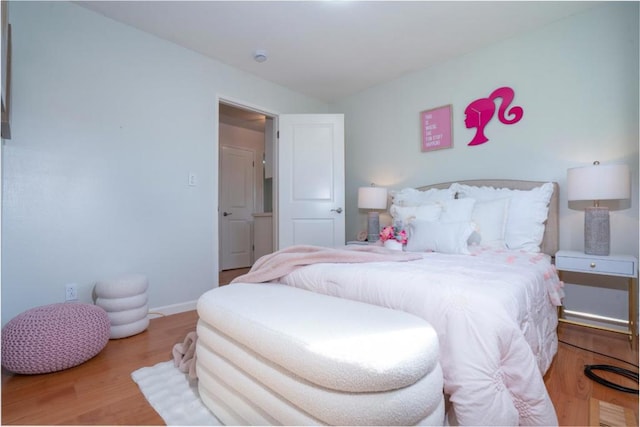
<box><xmin>65</xmin><ymin>283</ymin><xmax>78</xmax><ymax>301</ymax></box>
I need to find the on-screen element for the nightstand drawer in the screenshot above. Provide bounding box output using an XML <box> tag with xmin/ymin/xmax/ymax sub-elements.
<box><xmin>556</xmin><ymin>255</ymin><xmax>635</xmax><ymax>276</ymax></box>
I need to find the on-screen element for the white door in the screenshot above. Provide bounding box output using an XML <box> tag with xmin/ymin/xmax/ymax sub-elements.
<box><xmin>220</xmin><ymin>145</ymin><xmax>255</xmax><ymax>269</ymax></box>
<box><xmin>278</xmin><ymin>114</ymin><xmax>345</xmax><ymax>249</ymax></box>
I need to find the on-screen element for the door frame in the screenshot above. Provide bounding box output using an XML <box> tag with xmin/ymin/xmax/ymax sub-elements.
<box><xmin>217</xmin><ymin>96</ymin><xmax>280</xmax><ymax>273</ymax></box>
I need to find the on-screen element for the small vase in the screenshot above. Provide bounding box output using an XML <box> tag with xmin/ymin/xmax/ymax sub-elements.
<box><xmin>384</xmin><ymin>240</ymin><xmax>403</xmax><ymax>251</ymax></box>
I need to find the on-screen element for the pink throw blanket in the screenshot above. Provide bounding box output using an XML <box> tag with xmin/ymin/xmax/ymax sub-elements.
<box><xmin>175</xmin><ymin>245</ymin><xmax>420</xmax><ymax>382</ymax></box>
<box><xmin>231</xmin><ymin>244</ymin><xmax>422</xmax><ymax>284</ymax></box>
<box><xmin>172</xmin><ymin>330</ymin><xmax>198</xmax><ymax>381</ymax></box>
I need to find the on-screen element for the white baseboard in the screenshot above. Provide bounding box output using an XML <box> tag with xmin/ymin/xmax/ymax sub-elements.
<box><xmin>148</xmin><ymin>300</ymin><xmax>198</xmax><ymax>319</ymax></box>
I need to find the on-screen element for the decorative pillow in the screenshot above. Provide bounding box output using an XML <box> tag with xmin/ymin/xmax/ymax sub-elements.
<box><xmin>390</xmin><ymin>187</ymin><xmax>455</xmax><ymax>207</ymax></box>
<box><xmin>406</xmin><ymin>220</ymin><xmax>475</xmax><ymax>255</ymax></box>
<box><xmin>451</xmin><ymin>182</ymin><xmax>554</xmax><ymax>252</ymax></box>
<box><xmin>438</xmin><ymin>198</ymin><xmax>476</xmax><ymax>222</ymax></box>
<box><xmin>389</xmin><ymin>203</ymin><xmax>442</xmax><ymax>226</ymax></box>
<box><xmin>470</xmin><ymin>198</ymin><xmax>510</xmax><ymax>248</ymax></box>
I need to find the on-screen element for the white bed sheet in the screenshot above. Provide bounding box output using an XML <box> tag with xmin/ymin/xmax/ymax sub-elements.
<box><xmin>277</xmin><ymin>246</ymin><xmax>563</xmax><ymax>426</ymax></box>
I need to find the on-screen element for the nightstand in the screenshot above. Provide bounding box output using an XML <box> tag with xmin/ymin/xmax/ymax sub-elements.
<box><xmin>555</xmin><ymin>250</ymin><xmax>638</xmax><ymax>342</ymax></box>
<box><xmin>346</xmin><ymin>241</ymin><xmax>379</xmax><ymax>246</ymax></box>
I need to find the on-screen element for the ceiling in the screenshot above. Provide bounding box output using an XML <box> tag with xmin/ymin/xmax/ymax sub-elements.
<box><xmin>77</xmin><ymin>1</ymin><xmax>601</xmax><ymax>103</ymax></box>
<box><xmin>219</xmin><ymin>102</ymin><xmax>267</xmax><ymax>132</ymax></box>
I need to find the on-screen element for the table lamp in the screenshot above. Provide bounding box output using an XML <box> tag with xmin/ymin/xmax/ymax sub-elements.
<box><xmin>567</xmin><ymin>161</ymin><xmax>630</xmax><ymax>256</ymax></box>
<box><xmin>358</xmin><ymin>185</ymin><xmax>388</xmax><ymax>242</ymax></box>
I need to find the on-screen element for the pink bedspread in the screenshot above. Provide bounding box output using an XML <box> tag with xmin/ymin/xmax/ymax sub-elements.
<box><xmin>238</xmin><ymin>245</ymin><xmax>563</xmax><ymax>426</ymax></box>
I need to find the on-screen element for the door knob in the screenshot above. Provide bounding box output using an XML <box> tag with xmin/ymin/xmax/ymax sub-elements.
<box><xmin>223</xmin><ymin>212</ymin><xmax>232</xmax><ymax>216</ymax></box>
<box><xmin>331</xmin><ymin>207</ymin><xmax>343</xmax><ymax>214</ymax></box>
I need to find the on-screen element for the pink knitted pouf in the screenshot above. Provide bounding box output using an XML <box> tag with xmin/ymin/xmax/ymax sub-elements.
<box><xmin>1</xmin><ymin>303</ymin><xmax>110</xmax><ymax>375</ymax></box>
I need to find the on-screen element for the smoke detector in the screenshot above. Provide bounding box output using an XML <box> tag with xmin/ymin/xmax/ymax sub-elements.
<box><xmin>253</xmin><ymin>49</ymin><xmax>268</xmax><ymax>63</ymax></box>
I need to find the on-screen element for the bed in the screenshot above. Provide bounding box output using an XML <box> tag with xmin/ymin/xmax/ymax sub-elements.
<box><xmin>256</xmin><ymin>179</ymin><xmax>563</xmax><ymax>425</ymax></box>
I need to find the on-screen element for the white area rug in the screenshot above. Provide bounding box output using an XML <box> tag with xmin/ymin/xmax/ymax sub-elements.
<box><xmin>131</xmin><ymin>360</ymin><xmax>222</xmax><ymax>426</ymax></box>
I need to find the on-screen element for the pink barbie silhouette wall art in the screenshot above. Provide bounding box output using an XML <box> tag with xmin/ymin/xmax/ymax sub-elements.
<box><xmin>464</xmin><ymin>86</ymin><xmax>523</xmax><ymax>146</ymax></box>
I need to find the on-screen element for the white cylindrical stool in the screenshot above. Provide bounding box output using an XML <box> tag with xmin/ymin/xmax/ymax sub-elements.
<box><xmin>94</xmin><ymin>274</ymin><xmax>149</xmax><ymax>339</ymax></box>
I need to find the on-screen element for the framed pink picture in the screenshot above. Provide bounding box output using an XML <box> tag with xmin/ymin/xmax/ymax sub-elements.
<box><xmin>420</xmin><ymin>104</ymin><xmax>452</xmax><ymax>152</ymax></box>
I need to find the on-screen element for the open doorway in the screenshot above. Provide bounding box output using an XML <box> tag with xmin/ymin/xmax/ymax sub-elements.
<box><xmin>218</xmin><ymin>102</ymin><xmax>275</xmax><ymax>278</ymax></box>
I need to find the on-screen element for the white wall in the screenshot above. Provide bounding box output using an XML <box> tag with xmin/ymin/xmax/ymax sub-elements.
<box><xmin>332</xmin><ymin>3</ymin><xmax>638</xmax><ymax>319</ymax></box>
<box><xmin>1</xmin><ymin>2</ymin><xmax>327</xmax><ymax>326</ymax></box>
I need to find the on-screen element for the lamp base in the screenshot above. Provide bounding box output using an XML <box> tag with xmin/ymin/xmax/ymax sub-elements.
<box><xmin>367</xmin><ymin>211</ymin><xmax>380</xmax><ymax>243</ymax></box>
<box><xmin>584</xmin><ymin>206</ymin><xmax>610</xmax><ymax>256</ymax></box>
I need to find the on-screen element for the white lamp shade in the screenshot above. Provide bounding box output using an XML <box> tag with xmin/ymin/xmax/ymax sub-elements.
<box><xmin>358</xmin><ymin>187</ymin><xmax>388</xmax><ymax>209</ymax></box>
<box><xmin>567</xmin><ymin>163</ymin><xmax>630</xmax><ymax>201</ymax></box>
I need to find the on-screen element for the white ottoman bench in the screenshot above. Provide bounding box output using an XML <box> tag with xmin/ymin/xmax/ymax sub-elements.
<box><xmin>196</xmin><ymin>283</ymin><xmax>444</xmax><ymax>426</ymax></box>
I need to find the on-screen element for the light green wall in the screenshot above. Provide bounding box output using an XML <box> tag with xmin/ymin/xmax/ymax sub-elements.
<box><xmin>334</xmin><ymin>2</ymin><xmax>639</xmax><ymax>262</ymax></box>
<box><xmin>3</xmin><ymin>1</ymin><xmax>638</xmax><ymax>326</ymax></box>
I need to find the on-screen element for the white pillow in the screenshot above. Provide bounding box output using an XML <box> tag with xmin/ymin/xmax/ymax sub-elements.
<box><xmin>406</xmin><ymin>220</ymin><xmax>475</xmax><ymax>255</ymax></box>
<box><xmin>439</xmin><ymin>198</ymin><xmax>476</xmax><ymax>222</ymax></box>
<box><xmin>471</xmin><ymin>198</ymin><xmax>510</xmax><ymax>248</ymax></box>
<box><xmin>451</xmin><ymin>182</ymin><xmax>554</xmax><ymax>252</ymax></box>
<box><xmin>390</xmin><ymin>187</ymin><xmax>455</xmax><ymax>207</ymax></box>
<box><xmin>389</xmin><ymin>203</ymin><xmax>442</xmax><ymax>226</ymax></box>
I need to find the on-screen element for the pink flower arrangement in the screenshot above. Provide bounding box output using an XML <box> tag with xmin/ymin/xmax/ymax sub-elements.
<box><xmin>379</xmin><ymin>226</ymin><xmax>408</xmax><ymax>244</ymax></box>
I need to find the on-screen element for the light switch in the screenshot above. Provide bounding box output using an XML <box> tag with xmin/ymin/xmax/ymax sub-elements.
<box><xmin>188</xmin><ymin>173</ymin><xmax>197</xmax><ymax>186</ymax></box>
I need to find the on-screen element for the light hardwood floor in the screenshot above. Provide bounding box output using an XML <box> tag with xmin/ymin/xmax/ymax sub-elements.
<box><xmin>219</xmin><ymin>267</ymin><xmax>250</xmax><ymax>286</ymax></box>
<box><xmin>2</xmin><ymin>307</ymin><xmax>638</xmax><ymax>425</ymax></box>
<box><xmin>546</xmin><ymin>323</ymin><xmax>638</xmax><ymax>425</ymax></box>
<box><xmin>2</xmin><ymin>309</ymin><xmax>199</xmax><ymax>425</ymax></box>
